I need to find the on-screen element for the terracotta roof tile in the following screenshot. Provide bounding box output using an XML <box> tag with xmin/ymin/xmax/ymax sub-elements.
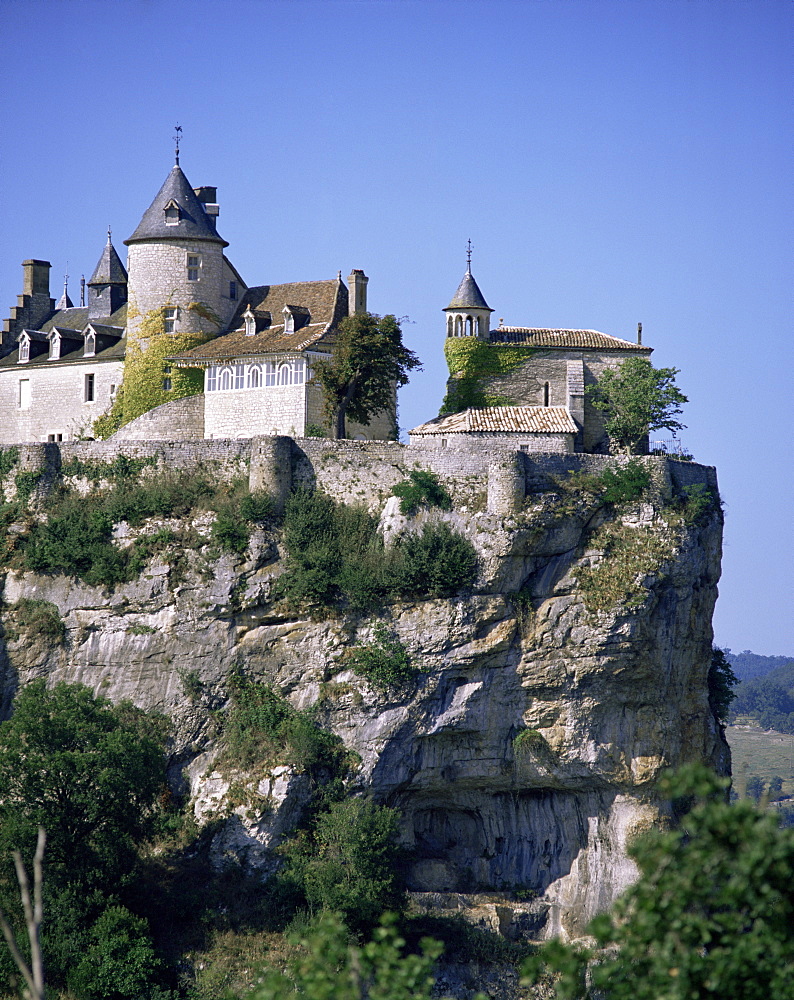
<box><xmin>411</xmin><ymin>406</ymin><xmax>578</xmax><ymax>435</ymax></box>
<box><xmin>490</xmin><ymin>328</ymin><xmax>650</xmax><ymax>351</ymax></box>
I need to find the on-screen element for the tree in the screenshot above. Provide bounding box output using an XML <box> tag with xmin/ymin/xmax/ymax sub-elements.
<box><xmin>586</xmin><ymin>357</ymin><xmax>688</xmax><ymax>454</ymax></box>
<box><xmin>522</xmin><ymin>764</ymin><xmax>794</xmax><ymax>999</ymax></box>
<box><xmin>311</xmin><ymin>313</ymin><xmax>421</xmax><ymax>439</ymax></box>
<box><xmin>708</xmin><ymin>645</ymin><xmax>738</xmax><ymax>726</ymax></box>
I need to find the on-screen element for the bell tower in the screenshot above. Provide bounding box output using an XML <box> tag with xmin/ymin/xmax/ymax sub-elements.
<box><xmin>443</xmin><ymin>242</ymin><xmax>493</xmax><ymax>340</ymax></box>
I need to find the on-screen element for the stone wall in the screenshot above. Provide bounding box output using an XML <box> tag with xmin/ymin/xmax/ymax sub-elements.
<box><xmin>0</xmin><ymin>358</ymin><xmax>123</xmax><ymax>444</ymax></box>
<box><xmin>113</xmin><ymin>394</ymin><xmax>205</xmax><ymax>441</ymax></box>
<box><xmin>205</xmin><ymin>383</ymin><xmax>307</xmax><ymax>439</ymax></box>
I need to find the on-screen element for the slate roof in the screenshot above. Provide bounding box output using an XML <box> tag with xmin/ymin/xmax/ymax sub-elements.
<box><xmin>89</xmin><ymin>239</ymin><xmax>128</xmax><ymax>285</ymax></box>
<box><xmin>0</xmin><ymin>304</ymin><xmax>128</xmax><ymax>369</ymax></box>
<box><xmin>125</xmin><ymin>165</ymin><xmax>228</xmax><ymax>247</ymax></box>
<box><xmin>411</xmin><ymin>406</ymin><xmax>578</xmax><ymax>436</ymax></box>
<box><xmin>37</xmin><ymin>303</ymin><xmax>127</xmax><ymax>334</ymax></box>
<box><xmin>490</xmin><ymin>327</ymin><xmax>650</xmax><ymax>351</ymax></box>
<box><xmin>171</xmin><ymin>279</ymin><xmax>348</xmax><ymax>365</ymax></box>
<box><xmin>445</xmin><ymin>268</ymin><xmax>491</xmax><ymax>311</ymax></box>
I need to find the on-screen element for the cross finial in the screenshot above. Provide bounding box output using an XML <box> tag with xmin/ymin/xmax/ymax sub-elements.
<box><xmin>466</xmin><ymin>239</ymin><xmax>473</xmax><ymax>272</ymax></box>
<box><xmin>174</xmin><ymin>123</ymin><xmax>182</xmax><ymax>165</ymax></box>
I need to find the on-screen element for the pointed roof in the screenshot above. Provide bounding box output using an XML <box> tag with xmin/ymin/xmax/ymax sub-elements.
<box><xmin>445</xmin><ymin>266</ymin><xmax>491</xmax><ymax>311</ymax></box>
<box><xmin>89</xmin><ymin>234</ymin><xmax>128</xmax><ymax>286</ymax></box>
<box><xmin>125</xmin><ymin>164</ymin><xmax>228</xmax><ymax>247</ymax></box>
<box><xmin>55</xmin><ymin>286</ymin><xmax>74</xmax><ymax>310</ymax></box>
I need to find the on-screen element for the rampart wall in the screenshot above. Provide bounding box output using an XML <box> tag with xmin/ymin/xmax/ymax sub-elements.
<box><xmin>8</xmin><ymin>435</ymin><xmax>718</xmax><ymax>516</ymax></box>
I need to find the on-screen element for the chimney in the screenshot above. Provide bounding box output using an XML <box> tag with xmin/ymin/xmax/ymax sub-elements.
<box><xmin>194</xmin><ymin>186</ymin><xmax>219</xmax><ymax>219</ymax></box>
<box><xmin>347</xmin><ymin>269</ymin><xmax>368</xmax><ymax>315</ymax></box>
<box><xmin>637</xmin><ymin>322</ymin><xmax>642</xmax><ymax>345</ymax></box>
<box><xmin>22</xmin><ymin>260</ymin><xmax>51</xmax><ymax>297</ymax></box>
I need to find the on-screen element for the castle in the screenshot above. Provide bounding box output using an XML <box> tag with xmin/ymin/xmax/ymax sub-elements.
<box><xmin>1</xmin><ymin>156</ymin><xmax>652</xmax><ymax>452</ymax></box>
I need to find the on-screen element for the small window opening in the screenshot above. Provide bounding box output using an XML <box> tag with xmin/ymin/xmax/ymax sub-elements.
<box><xmin>110</xmin><ymin>384</ymin><xmax>117</xmax><ymax>398</ymax></box>
<box><xmin>49</xmin><ymin>334</ymin><xmax>61</xmax><ymax>360</ymax></box>
<box><xmin>229</xmin><ymin>281</ymin><xmax>237</xmax><ymax>301</ymax></box>
<box><xmin>18</xmin><ymin>379</ymin><xmax>30</xmax><ymax>409</ymax></box>
<box><xmin>84</xmin><ymin>333</ymin><xmax>96</xmax><ymax>357</ymax></box>
<box><xmin>543</xmin><ymin>382</ymin><xmax>550</xmax><ymax>407</ymax></box>
<box><xmin>84</xmin><ymin>373</ymin><xmax>95</xmax><ymax>403</ymax></box>
<box><xmin>162</xmin><ymin>366</ymin><xmax>172</xmax><ymax>392</ymax></box>
<box><xmin>243</xmin><ymin>307</ymin><xmax>256</xmax><ymax>337</ymax></box>
<box><xmin>164</xmin><ymin>307</ymin><xmax>177</xmax><ymax>333</ymax></box>
<box><xmin>187</xmin><ymin>255</ymin><xmax>200</xmax><ymax>281</ymax></box>
<box><xmin>19</xmin><ymin>340</ymin><xmax>29</xmax><ymax>364</ymax></box>
<box><xmin>164</xmin><ymin>203</ymin><xmax>180</xmax><ymax>226</ymax></box>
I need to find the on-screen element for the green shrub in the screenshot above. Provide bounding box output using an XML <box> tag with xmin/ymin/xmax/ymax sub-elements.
<box><xmin>349</xmin><ymin>623</ymin><xmax>416</xmax><ymax>690</ymax></box>
<box><xmin>211</xmin><ymin>504</ymin><xmax>250</xmax><ymax>553</ymax></box>
<box><xmin>599</xmin><ymin>459</ymin><xmax>651</xmax><ymax>504</ymax></box>
<box><xmin>0</xmin><ymin>446</ymin><xmax>19</xmax><ymax>480</ymax></box>
<box><xmin>680</xmin><ymin>482</ymin><xmax>717</xmax><ymax>525</ymax></box>
<box><xmin>14</xmin><ymin>469</ymin><xmax>43</xmax><ymax>503</ymax></box>
<box><xmin>280</xmin><ymin>798</ymin><xmax>405</xmax><ymax>932</ymax></box>
<box><xmin>67</xmin><ymin>905</ymin><xmax>161</xmax><ymax>1000</ymax></box>
<box><xmin>391</xmin><ymin>469</ymin><xmax>452</xmax><ymax>516</ymax></box>
<box><xmin>303</xmin><ymin>423</ymin><xmax>328</xmax><ymax>438</ymax></box>
<box><xmin>388</xmin><ymin>522</ymin><xmax>477</xmax><ymax>598</ymax></box>
<box><xmin>239</xmin><ymin>489</ymin><xmax>274</xmax><ymax>522</ymax></box>
<box><xmin>4</xmin><ymin>597</ymin><xmax>65</xmax><ymax>642</ymax></box>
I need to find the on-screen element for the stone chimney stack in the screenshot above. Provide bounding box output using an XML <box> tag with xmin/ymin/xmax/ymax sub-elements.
<box><xmin>1</xmin><ymin>260</ymin><xmax>55</xmax><ymax>353</ymax></box>
<box><xmin>193</xmin><ymin>186</ymin><xmax>220</xmax><ymax>222</ymax></box>
<box><xmin>348</xmin><ymin>269</ymin><xmax>368</xmax><ymax>315</ymax></box>
<box><xmin>22</xmin><ymin>259</ymin><xmax>51</xmax><ymax>298</ymax></box>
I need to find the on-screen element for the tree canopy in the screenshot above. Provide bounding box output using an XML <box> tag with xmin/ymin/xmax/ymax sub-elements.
<box><xmin>311</xmin><ymin>313</ymin><xmax>421</xmax><ymax>439</ymax></box>
<box><xmin>522</xmin><ymin>764</ymin><xmax>794</xmax><ymax>1000</ymax></box>
<box><xmin>586</xmin><ymin>357</ymin><xmax>688</xmax><ymax>454</ymax></box>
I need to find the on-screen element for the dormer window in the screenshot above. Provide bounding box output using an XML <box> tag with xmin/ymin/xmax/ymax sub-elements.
<box><xmin>49</xmin><ymin>333</ymin><xmax>61</xmax><ymax>360</ymax></box>
<box><xmin>164</xmin><ymin>200</ymin><xmax>181</xmax><ymax>226</ymax></box>
<box><xmin>243</xmin><ymin>307</ymin><xmax>256</xmax><ymax>337</ymax></box>
<box><xmin>18</xmin><ymin>338</ymin><xmax>29</xmax><ymax>364</ymax></box>
<box><xmin>84</xmin><ymin>333</ymin><xmax>96</xmax><ymax>357</ymax></box>
<box><xmin>283</xmin><ymin>307</ymin><xmax>294</xmax><ymax>335</ymax></box>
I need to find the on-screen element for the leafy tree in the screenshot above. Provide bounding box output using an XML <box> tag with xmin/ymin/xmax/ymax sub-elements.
<box><xmin>707</xmin><ymin>645</ymin><xmax>738</xmax><ymax>726</ymax></box>
<box><xmin>769</xmin><ymin>775</ymin><xmax>785</xmax><ymax>800</ymax></box>
<box><xmin>746</xmin><ymin>774</ymin><xmax>766</xmax><ymax>803</ymax></box>
<box><xmin>67</xmin><ymin>905</ymin><xmax>161</xmax><ymax>1000</ymax></box>
<box><xmin>522</xmin><ymin>764</ymin><xmax>794</xmax><ymax>999</ymax></box>
<box><xmin>586</xmin><ymin>357</ymin><xmax>688</xmax><ymax>454</ymax></box>
<box><xmin>311</xmin><ymin>313</ymin><xmax>421</xmax><ymax>439</ymax></box>
<box><xmin>281</xmin><ymin>799</ymin><xmax>404</xmax><ymax>932</ymax></box>
<box><xmin>249</xmin><ymin>910</ymin><xmax>446</xmax><ymax>1000</ymax></box>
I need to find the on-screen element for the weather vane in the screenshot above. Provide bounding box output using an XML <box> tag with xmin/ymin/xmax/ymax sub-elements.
<box><xmin>107</xmin><ymin>225</ymin><xmax>112</xmax><ymax>244</ymax></box>
<box><xmin>466</xmin><ymin>239</ymin><xmax>473</xmax><ymax>272</ymax></box>
<box><xmin>174</xmin><ymin>123</ymin><xmax>182</xmax><ymax>165</ymax></box>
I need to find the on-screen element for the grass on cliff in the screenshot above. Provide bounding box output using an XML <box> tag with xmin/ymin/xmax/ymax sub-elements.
<box><xmin>0</xmin><ymin>464</ymin><xmax>274</xmax><ymax>588</ymax></box>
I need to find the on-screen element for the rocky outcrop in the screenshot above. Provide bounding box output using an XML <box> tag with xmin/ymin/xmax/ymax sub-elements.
<box><xmin>0</xmin><ymin>467</ymin><xmax>724</xmax><ymax>942</ymax></box>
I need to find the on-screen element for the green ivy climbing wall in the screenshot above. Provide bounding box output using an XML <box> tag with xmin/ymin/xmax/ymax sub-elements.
<box><xmin>439</xmin><ymin>337</ymin><xmax>536</xmax><ymax>414</ymax></box>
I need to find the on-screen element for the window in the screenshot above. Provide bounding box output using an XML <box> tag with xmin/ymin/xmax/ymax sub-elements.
<box><xmin>19</xmin><ymin>340</ymin><xmax>29</xmax><ymax>364</ymax></box>
<box><xmin>293</xmin><ymin>360</ymin><xmax>305</xmax><ymax>385</ymax></box>
<box><xmin>243</xmin><ymin>307</ymin><xmax>256</xmax><ymax>337</ymax></box>
<box><xmin>277</xmin><ymin>363</ymin><xmax>291</xmax><ymax>386</ymax></box>
<box><xmin>229</xmin><ymin>281</ymin><xmax>237</xmax><ymax>301</ymax></box>
<box><xmin>219</xmin><ymin>366</ymin><xmax>233</xmax><ymax>391</ymax></box>
<box><xmin>543</xmin><ymin>382</ymin><xmax>550</xmax><ymax>407</ymax></box>
<box><xmin>247</xmin><ymin>364</ymin><xmax>262</xmax><ymax>389</ymax></box>
<box><xmin>265</xmin><ymin>362</ymin><xmax>276</xmax><ymax>387</ymax></box>
<box><xmin>164</xmin><ymin>202</ymin><xmax>180</xmax><ymax>225</ymax></box>
<box><xmin>47</xmin><ymin>433</ymin><xmax>63</xmax><ymax>442</ymax></box>
<box><xmin>235</xmin><ymin>365</ymin><xmax>245</xmax><ymax>390</ymax></box>
<box><xmin>84</xmin><ymin>373</ymin><xmax>95</xmax><ymax>403</ymax></box>
<box><xmin>162</xmin><ymin>366</ymin><xmax>172</xmax><ymax>392</ymax></box>
<box><xmin>164</xmin><ymin>307</ymin><xmax>178</xmax><ymax>333</ymax></box>
<box><xmin>206</xmin><ymin>366</ymin><xmax>218</xmax><ymax>392</ymax></box>
<box><xmin>18</xmin><ymin>379</ymin><xmax>30</xmax><ymax>409</ymax></box>
<box><xmin>49</xmin><ymin>334</ymin><xmax>60</xmax><ymax>360</ymax></box>
<box><xmin>187</xmin><ymin>254</ymin><xmax>200</xmax><ymax>281</ymax></box>
<box><xmin>84</xmin><ymin>333</ymin><xmax>96</xmax><ymax>357</ymax></box>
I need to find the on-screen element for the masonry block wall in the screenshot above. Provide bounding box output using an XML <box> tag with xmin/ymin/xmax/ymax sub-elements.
<box><xmin>0</xmin><ymin>359</ymin><xmax>123</xmax><ymax>444</ymax></box>
<box><xmin>113</xmin><ymin>395</ymin><xmax>205</xmax><ymax>441</ymax></box>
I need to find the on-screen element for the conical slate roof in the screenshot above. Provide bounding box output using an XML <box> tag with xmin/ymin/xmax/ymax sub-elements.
<box><xmin>125</xmin><ymin>164</ymin><xmax>227</xmax><ymax>246</ymax></box>
<box><xmin>445</xmin><ymin>267</ymin><xmax>491</xmax><ymax>311</ymax></box>
<box><xmin>89</xmin><ymin>237</ymin><xmax>128</xmax><ymax>286</ymax></box>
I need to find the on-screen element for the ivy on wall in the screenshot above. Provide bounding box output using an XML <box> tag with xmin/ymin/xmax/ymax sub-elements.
<box><xmin>439</xmin><ymin>337</ymin><xmax>536</xmax><ymax>414</ymax></box>
<box><xmin>119</xmin><ymin>303</ymin><xmax>220</xmax><ymax>427</ymax></box>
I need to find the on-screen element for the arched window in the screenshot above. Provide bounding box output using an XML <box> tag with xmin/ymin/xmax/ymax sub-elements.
<box><xmin>49</xmin><ymin>334</ymin><xmax>60</xmax><ymax>360</ymax></box>
<box><xmin>454</xmin><ymin>315</ymin><xmax>463</xmax><ymax>337</ymax></box>
<box><xmin>219</xmin><ymin>366</ymin><xmax>233</xmax><ymax>391</ymax></box>
<box><xmin>84</xmin><ymin>333</ymin><xmax>96</xmax><ymax>357</ymax></box>
<box><xmin>277</xmin><ymin>363</ymin><xmax>291</xmax><ymax>386</ymax></box>
<box><xmin>447</xmin><ymin>316</ymin><xmax>453</xmax><ymax>337</ymax></box>
<box><xmin>18</xmin><ymin>339</ymin><xmax>29</xmax><ymax>364</ymax></box>
<box><xmin>465</xmin><ymin>316</ymin><xmax>473</xmax><ymax>337</ymax></box>
<box><xmin>247</xmin><ymin>365</ymin><xmax>262</xmax><ymax>389</ymax></box>
<box><xmin>476</xmin><ymin>317</ymin><xmax>482</xmax><ymax>338</ymax></box>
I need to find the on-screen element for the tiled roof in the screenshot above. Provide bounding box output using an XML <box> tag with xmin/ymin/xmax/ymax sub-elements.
<box><xmin>490</xmin><ymin>328</ymin><xmax>650</xmax><ymax>351</ymax></box>
<box><xmin>411</xmin><ymin>406</ymin><xmax>578</xmax><ymax>436</ymax></box>
<box><xmin>89</xmin><ymin>239</ymin><xmax>128</xmax><ymax>285</ymax></box>
<box><xmin>125</xmin><ymin>165</ymin><xmax>227</xmax><ymax>247</ymax></box>
<box><xmin>445</xmin><ymin>269</ymin><xmax>491</xmax><ymax>311</ymax></box>
<box><xmin>171</xmin><ymin>279</ymin><xmax>347</xmax><ymax>364</ymax></box>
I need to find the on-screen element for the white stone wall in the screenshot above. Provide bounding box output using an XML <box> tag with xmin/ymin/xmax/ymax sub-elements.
<box><xmin>0</xmin><ymin>360</ymin><xmax>123</xmax><ymax>443</ymax></box>
<box><xmin>205</xmin><ymin>384</ymin><xmax>307</xmax><ymax>439</ymax></box>
<box><xmin>127</xmin><ymin>240</ymin><xmax>237</xmax><ymax>340</ymax></box>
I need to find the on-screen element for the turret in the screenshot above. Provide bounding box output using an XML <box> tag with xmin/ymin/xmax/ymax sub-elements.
<box><xmin>87</xmin><ymin>231</ymin><xmax>128</xmax><ymax>319</ymax></box>
<box><xmin>443</xmin><ymin>257</ymin><xmax>492</xmax><ymax>340</ymax></box>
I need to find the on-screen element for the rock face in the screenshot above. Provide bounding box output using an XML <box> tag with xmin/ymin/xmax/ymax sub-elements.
<box><xmin>0</xmin><ymin>464</ymin><xmax>725</xmax><ymax>942</ymax></box>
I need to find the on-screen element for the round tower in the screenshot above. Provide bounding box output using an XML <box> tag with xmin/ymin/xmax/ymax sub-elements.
<box><xmin>443</xmin><ymin>255</ymin><xmax>493</xmax><ymax>340</ymax></box>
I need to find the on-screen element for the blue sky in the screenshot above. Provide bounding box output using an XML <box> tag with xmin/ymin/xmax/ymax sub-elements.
<box><xmin>1</xmin><ymin>0</ymin><xmax>791</xmax><ymax>654</ymax></box>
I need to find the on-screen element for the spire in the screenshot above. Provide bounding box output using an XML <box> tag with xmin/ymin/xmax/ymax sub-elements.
<box><xmin>466</xmin><ymin>238</ymin><xmax>473</xmax><ymax>273</ymax></box>
<box><xmin>125</xmin><ymin>162</ymin><xmax>227</xmax><ymax>246</ymax></box>
<box><xmin>89</xmin><ymin>236</ymin><xmax>128</xmax><ymax>286</ymax></box>
<box><xmin>88</xmin><ymin>234</ymin><xmax>128</xmax><ymax>320</ymax></box>
<box><xmin>55</xmin><ymin>264</ymin><xmax>73</xmax><ymax>310</ymax></box>
<box><xmin>445</xmin><ymin>269</ymin><xmax>491</xmax><ymax>311</ymax></box>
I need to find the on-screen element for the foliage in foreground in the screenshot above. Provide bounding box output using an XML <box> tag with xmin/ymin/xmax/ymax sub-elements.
<box><xmin>0</xmin><ymin>681</ymin><xmax>169</xmax><ymax>998</ymax></box>
<box><xmin>586</xmin><ymin>357</ymin><xmax>688</xmax><ymax>454</ymax></box>
<box><xmin>522</xmin><ymin>764</ymin><xmax>794</xmax><ymax>1000</ymax></box>
<box><xmin>248</xmin><ymin>910</ymin><xmax>444</xmax><ymax>1000</ymax></box>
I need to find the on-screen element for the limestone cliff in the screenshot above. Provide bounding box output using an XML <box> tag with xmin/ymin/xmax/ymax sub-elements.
<box><xmin>0</xmin><ymin>450</ymin><xmax>724</xmax><ymax>943</ymax></box>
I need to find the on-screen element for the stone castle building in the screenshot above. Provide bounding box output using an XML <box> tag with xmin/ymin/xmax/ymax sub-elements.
<box><xmin>0</xmin><ymin>157</ymin><xmax>391</xmax><ymax>444</ymax></box>
<box><xmin>1</xmin><ymin>155</ymin><xmax>652</xmax><ymax>452</ymax></box>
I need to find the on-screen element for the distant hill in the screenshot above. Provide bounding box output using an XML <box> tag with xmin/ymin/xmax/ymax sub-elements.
<box><xmin>730</xmin><ymin>656</ymin><xmax>794</xmax><ymax>734</ymax></box>
<box><xmin>723</xmin><ymin>649</ymin><xmax>794</xmax><ymax>682</ymax></box>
